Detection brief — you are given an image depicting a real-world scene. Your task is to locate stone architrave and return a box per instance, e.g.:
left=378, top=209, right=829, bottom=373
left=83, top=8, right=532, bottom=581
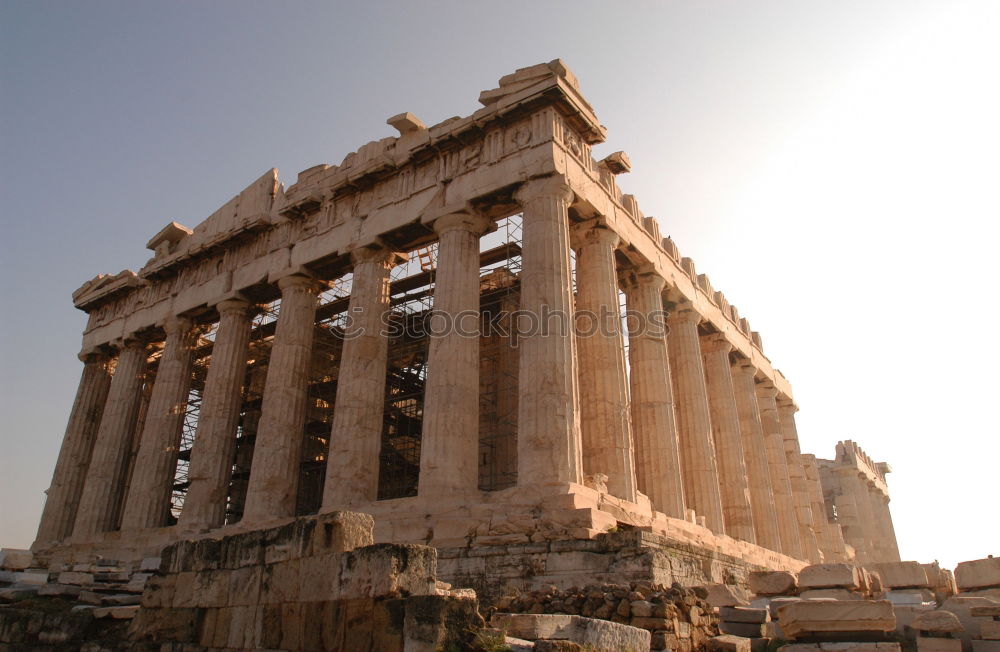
left=777, top=399, right=822, bottom=562
left=700, top=333, right=755, bottom=542
left=418, top=213, right=492, bottom=495
left=622, top=269, right=685, bottom=518
left=667, top=303, right=725, bottom=533
left=757, top=380, right=803, bottom=559
left=731, top=360, right=781, bottom=552
left=513, top=177, right=583, bottom=486
left=178, top=298, right=253, bottom=531
left=72, top=340, right=149, bottom=538
left=34, top=352, right=113, bottom=544
left=572, top=221, right=637, bottom=502
left=121, top=316, right=199, bottom=530
left=322, top=248, right=401, bottom=508
left=241, top=274, right=320, bottom=525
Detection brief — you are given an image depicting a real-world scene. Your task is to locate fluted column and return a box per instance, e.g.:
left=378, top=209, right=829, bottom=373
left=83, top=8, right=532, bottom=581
left=418, top=213, right=491, bottom=495
left=802, top=453, right=847, bottom=562
left=573, top=223, right=636, bottom=502
left=73, top=340, right=148, bottom=538
left=757, top=381, right=803, bottom=558
left=667, top=304, right=725, bottom=533
left=513, top=177, right=583, bottom=486
left=623, top=270, right=685, bottom=518
left=120, top=317, right=198, bottom=530
left=700, top=334, right=755, bottom=542
left=178, top=299, right=253, bottom=531
left=731, top=360, right=780, bottom=551
left=35, top=353, right=113, bottom=545
left=242, top=274, right=320, bottom=525
left=322, top=248, right=401, bottom=508
left=777, top=399, right=822, bottom=562
left=870, top=491, right=901, bottom=561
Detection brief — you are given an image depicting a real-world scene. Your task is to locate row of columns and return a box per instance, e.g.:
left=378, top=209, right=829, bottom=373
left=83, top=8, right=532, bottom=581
left=37, top=175, right=843, bottom=564
left=834, top=468, right=900, bottom=564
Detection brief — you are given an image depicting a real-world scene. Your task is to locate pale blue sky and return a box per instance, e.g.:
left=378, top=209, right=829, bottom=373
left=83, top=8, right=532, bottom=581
left=2, top=1, right=997, bottom=568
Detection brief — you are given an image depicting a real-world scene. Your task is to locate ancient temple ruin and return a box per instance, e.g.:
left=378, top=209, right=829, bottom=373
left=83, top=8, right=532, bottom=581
left=32, top=60, right=900, bottom=592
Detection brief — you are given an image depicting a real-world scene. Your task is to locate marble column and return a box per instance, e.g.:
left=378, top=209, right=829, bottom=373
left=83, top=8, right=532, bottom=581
left=870, top=491, right=901, bottom=561
left=573, top=223, right=636, bottom=502
left=757, top=381, right=803, bottom=559
left=700, top=334, right=755, bottom=543
left=667, top=304, right=725, bottom=533
left=34, top=352, right=113, bottom=545
left=835, top=469, right=875, bottom=563
left=777, top=399, right=822, bottom=562
left=802, top=453, right=847, bottom=562
left=622, top=270, right=685, bottom=518
left=730, top=360, right=780, bottom=551
left=178, top=299, right=253, bottom=531
left=72, top=340, right=148, bottom=538
left=120, top=317, right=198, bottom=530
left=322, top=248, right=401, bottom=508
left=242, top=274, right=320, bottom=525
left=418, top=213, right=492, bottom=495
left=513, top=177, right=583, bottom=486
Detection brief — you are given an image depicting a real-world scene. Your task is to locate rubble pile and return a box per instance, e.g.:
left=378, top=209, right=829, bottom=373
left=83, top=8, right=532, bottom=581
left=493, top=581, right=720, bottom=651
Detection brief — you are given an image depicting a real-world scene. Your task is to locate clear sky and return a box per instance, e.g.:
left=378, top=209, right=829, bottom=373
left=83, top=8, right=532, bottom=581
left=1, top=1, right=997, bottom=569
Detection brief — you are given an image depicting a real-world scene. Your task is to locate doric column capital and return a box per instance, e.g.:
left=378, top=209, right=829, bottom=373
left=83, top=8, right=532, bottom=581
left=430, top=211, right=492, bottom=236
left=667, top=303, right=702, bottom=326
left=349, top=244, right=407, bottom=269
left=514, top=175, right=573, bottom=206
left=776, top=397, right=799, bottom=414
left=215, top=296, right=252, bottom=317
left=113, top=337, right=148, bottom=354
left=699, top=332, right=733, bottom=355
left=630, top=266, right=667, bottom=293
left=731, top=357, right=757, bottom=376
left=570, top=221, right=620, bottom=250
left=755, top=380, right=778, bottom=399
left=77, top=348, right=111, bottom=364
left=276, top=272, right=321, bottom=294
left=162, top=315, right=196, bottom=336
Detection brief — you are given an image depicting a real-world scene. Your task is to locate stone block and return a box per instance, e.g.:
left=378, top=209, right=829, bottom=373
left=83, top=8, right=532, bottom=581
left=221, top=529, right=265, bottom=569
left=916, top=639, right=962, bottom=652
left=721, top=621, right=768, bottom=637
left=310, top=511, right=376, bottom=555
left=750, top=571, right=798, bottom=596
left=885, top=589, right=935, bottom=605
left=491, top=613, right=651, bottom=651
left=782, top=645, right=901, bottom=652
left=971, top=606, right=1000, bottom=618
left=139, top=575, right=175, bottom=609
left=338, top=544, right=436, bottom=599
left=974, top=642, right=1000, bottom=652
left=799, top=564, right=863, bottom=590
left=298, top=552, right=341, bottom=602
left=226, top=565, right=261, bottom=606
left=956, top=558, right=1000, bottom=591
left=12, top=570, right=49, bottom=585
left=260, top=560, right=300, bottom=604
left=0, top=549, right=33, bottom=570
left=711, top=635, right=753, bottom=652
left=706, top=583, right=751, bottom=607
left=721, top=607, right=771, bottom=624
left=139, top=557, right=161, bottom=571
left=192, top=570, right=230, bottom=608
left=910, top=610, right=963, bottom=634
left=776, top=600, right=895, bottom=639
left=56, top=571, right=94, bottom=585
left=981, top=621, right=1000, bottom=640
left=941, top=596, right=1000, bottom=640
left=871, top=562, right=930, bottom=589
left=800, top=589, right=865, bottom=600
left=130, top=606, right=204, bottom=643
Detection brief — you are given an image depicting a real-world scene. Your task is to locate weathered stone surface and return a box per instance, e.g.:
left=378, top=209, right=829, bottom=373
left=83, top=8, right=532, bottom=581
left=980, top=622, right=1000, bottom=641
left=707, top=583, right=752, bottom=607
left=973, top=642, right=1000, bottom=652
left=971, top=606, right=1000, bottom=618
left=722, top=607, right=770, bottom=624
left=799, top=589, right=865, bottom=601
left=492, top=613, right=652, bottom=651
left=750, top=571, right=798, bottom=596
left=955, top=558, right=1000, bottom=591
left=776, top=600, right=895, bottom=639
left=798, top=564, right=863, bottom=590
left=711, top=634, right=753, bottom=652
left=871, top=562, right=929, bottom=589
left=916, top=639, right=963, bottom=652
left=782, top=644, right=901, bottom=652
left=910, top=610, right=963, bottom=634
left=0, top=549, right=33, bottom=571
left=721, top=621, right=768, bottom=637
